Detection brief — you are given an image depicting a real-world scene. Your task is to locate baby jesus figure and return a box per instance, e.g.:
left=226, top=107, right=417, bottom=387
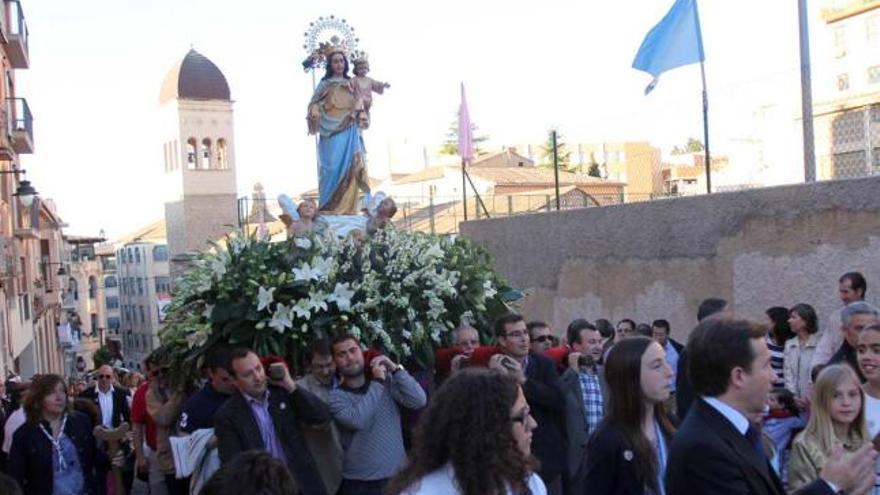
left=350, top=56, right=390, bottom=129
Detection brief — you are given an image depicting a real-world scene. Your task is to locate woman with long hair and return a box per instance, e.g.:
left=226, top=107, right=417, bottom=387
left=8, top=374, right=108, bottom=494
left=766, top=306, right=794, bottom=388
left=784, top=303, right=820, bottom=410
left=583, top=336, right=675, bottom=495
left=788, top=364, right=868, bottom=490
left=387, top=368, right=546, bottom=495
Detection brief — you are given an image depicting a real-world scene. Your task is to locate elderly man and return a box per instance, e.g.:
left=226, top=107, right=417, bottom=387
left=812, top=272, right=867, bottom=368
left=80, top=364, right=131, bottom=428
left=829, top=300, right=879, bottom=382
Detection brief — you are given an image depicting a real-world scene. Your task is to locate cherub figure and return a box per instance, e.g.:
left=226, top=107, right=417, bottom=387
left=365, top=192, right=397, bottom=235
left=350, top=55, right=390, bottom=129
left=278, top=195, right=319, bottom=238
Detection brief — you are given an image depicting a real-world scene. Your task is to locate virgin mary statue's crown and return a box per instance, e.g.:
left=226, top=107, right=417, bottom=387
left=317, top=36, right=351, bottom=59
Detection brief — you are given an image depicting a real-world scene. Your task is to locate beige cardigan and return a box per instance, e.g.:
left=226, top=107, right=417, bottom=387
left=788, top=429, right=863, bottom=491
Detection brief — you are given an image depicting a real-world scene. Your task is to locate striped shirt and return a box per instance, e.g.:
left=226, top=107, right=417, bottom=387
left=767, top=337, right=785, bottom=389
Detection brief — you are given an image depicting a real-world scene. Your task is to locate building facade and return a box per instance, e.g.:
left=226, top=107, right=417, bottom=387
left=813, top=0, right=880, bottom=179
left=116, top=241, right=170, bottom=371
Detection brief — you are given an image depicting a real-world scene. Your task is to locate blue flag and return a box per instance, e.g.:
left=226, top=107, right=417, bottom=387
left=632, top=0, right=705, bottom=94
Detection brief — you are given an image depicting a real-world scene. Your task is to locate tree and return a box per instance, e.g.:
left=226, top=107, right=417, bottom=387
left=439, top=110, right=490, bottom=156
left=92, top=346, right=116, bottom=369
left=540, top=128, right=572, bottom=171
left=671, top=138, right=704, bottom=155
left=587, top=161, right=602, bottom=178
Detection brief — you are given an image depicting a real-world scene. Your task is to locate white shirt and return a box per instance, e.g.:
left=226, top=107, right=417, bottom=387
left=403, top=463, right=547, bottom=495
left=811, top=306, right=846, bottom=369
left=1, top=407, right=25, bottom=454
left=865, top=391, right=880, bottom=436
left=97, top=385, right=114, bottom=428
left=703, top=396, right=749, bottom=435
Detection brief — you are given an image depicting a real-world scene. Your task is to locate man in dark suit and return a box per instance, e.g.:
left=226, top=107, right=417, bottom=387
left=666, top=318, right=876, bottom=495
left=495, top=314, right=567, bottom=495
left=214, top=348, right=330, bottom=495
left=79, top=364, right=131, bottom=428
left=560, top=319, right=606, bottom=495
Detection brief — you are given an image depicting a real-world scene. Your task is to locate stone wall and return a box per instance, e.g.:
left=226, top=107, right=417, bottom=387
left=460, top=176, right=880, bottom=341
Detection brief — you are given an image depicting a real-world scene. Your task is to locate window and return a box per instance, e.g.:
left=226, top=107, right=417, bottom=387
left=91, top=313, right=98, bottom=335
left=137, top=278, right=144, bottom=295
left=867, top=14, right=879, bottom=44
left=107, top=317, right=120, bottom=330
left=869, top=66, right=880, bottom=85
left=134, top=248, right=141, bottom=264
left=139, top=305, right=145, bottom=323
left=217, top=138, right=228, bottom=169
left=153, top=245, right=169, bottom=262
left=155, top=276, right=172, bottom=294
left=106, top=296, right=119, bottom=310
left=837, top=73, right=850, bottom=92
left=873, top=147, right=880, bottom=168
left=201, top=138, right=212, bottom=169
left=88, top=277, right=97, bottom=299
left=104, top=276, right=117, bottom=288
left=187, top=138, right=197, bottom=169
left=833, top=25, right=847, bottom=57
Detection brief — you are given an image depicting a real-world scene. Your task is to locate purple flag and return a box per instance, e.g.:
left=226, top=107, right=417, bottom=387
left=458, top=83, right=475, bottom=164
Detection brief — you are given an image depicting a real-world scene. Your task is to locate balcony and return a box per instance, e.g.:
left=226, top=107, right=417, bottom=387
left=7, top=98, right=32, bottom=154
left=822, top=0, right=880, bottom=23
left=4, top=1, right=28, bottom=69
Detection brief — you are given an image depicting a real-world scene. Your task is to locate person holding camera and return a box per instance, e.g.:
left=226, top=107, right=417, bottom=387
left=213, top=348, right=331, bottom=495
left=328, top=334, right=427, bottom=495
left=560, top=319, right=607, bottom=495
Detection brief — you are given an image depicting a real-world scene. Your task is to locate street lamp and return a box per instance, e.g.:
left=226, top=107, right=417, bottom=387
left=0, top=168, right=39, bottom=206
left=14, top=179, right=37, bottom=207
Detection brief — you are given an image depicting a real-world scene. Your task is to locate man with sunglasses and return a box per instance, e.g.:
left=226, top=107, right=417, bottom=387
left=495, top=314, right=566, bottom=495
left=528, top=321, right=556, bottom=354
left=80, top=364, right=131, bottom=428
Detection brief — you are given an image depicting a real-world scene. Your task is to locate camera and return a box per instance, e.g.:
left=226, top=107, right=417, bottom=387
left=578, top=354, right=595, bottom=369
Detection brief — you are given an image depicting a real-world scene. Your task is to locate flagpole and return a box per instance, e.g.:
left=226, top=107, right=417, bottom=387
left=461, top=159, right=468, bottom=221
left=700, top=60, right=711, bottom=194
left=798, top=0, right=816, bottom=182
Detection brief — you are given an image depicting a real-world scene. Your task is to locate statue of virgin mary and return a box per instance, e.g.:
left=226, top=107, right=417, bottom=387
left=307, top=48, right=371, bottom=215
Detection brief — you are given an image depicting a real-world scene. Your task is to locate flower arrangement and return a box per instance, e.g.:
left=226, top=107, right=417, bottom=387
left=158, top=228, right=518, bottom=383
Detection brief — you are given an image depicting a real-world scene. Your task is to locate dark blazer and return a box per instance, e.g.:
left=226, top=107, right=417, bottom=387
left=673, top=350, right=694, bottom=419
left=523, top=352, right=567, bottom=483
left=214, top=385, right=330, bottom=495
left=666, top=398, right=833, bottom=495
left=79, top=386, right=131, bottom=427
left=583, top=422, right=656, bottom=495
left=668, top=338, right=685, bottom=354
left=560, top=366, right=607, bottom=483
left=8, top=411, right=108, bottom=495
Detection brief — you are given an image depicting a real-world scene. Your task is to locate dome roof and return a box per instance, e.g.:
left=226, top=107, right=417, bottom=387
left=159, top=49, right=231, bottom=103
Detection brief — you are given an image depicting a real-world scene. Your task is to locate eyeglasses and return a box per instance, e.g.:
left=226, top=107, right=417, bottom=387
left=98, top=374, right=113, bottom=379
left=530, top=335, right=553, bottom=343
left=510, top=406, right=531, bottom=424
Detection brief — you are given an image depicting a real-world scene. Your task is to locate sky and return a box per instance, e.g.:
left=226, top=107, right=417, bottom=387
left=18, top=0, right=834, bottom=238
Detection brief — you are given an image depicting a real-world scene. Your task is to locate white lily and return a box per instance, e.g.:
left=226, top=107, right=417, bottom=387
left=294, top=237, right=312, bottom=250
left=292, top=262, right=316, bottom=282
left=268, top=303, right=292, bottom=333
left=292, top=298, right=312, bottom=320
left=328, top=282, right=355, bottom=312
left=256, top=286, right=275, bottom=312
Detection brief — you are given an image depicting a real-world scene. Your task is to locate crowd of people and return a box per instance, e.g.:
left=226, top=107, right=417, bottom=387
left=0, top=271, right=877, bottom=495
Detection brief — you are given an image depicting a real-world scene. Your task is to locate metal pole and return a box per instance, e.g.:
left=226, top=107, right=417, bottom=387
left=552, top=130, right=561, bottom=210
left=461, top=159, right=468, bottom=221
left=700, top=61, right=711, bottom=194
left=798, top=0, right=816, bottom=182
